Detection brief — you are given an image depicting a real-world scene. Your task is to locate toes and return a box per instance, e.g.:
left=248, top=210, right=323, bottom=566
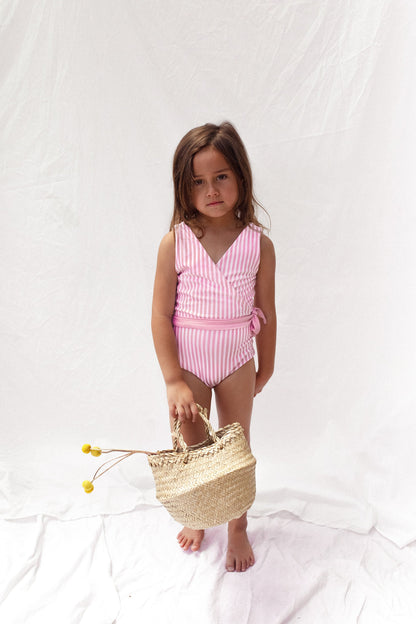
left=177, top=529, right=204, bottom=552
left=226, top=555, right=255, bottom=572
left=177, top=532, right=201, bottom=551
left=177, top=534, right=189, bottom=550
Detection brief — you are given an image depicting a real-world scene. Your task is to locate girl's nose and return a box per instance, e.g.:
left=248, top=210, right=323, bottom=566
left=207, top=181, right=219, bottom=196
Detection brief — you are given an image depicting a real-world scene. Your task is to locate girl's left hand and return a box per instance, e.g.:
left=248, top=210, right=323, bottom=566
left=254, top=372, right=271, bottom=396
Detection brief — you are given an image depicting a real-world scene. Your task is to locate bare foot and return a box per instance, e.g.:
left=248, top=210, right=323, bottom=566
left=226, top=528, right=255, bottom=572
left=177, top=527, right=205, bottom=551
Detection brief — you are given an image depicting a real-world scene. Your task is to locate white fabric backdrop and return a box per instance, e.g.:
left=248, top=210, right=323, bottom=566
left=1, top=0, right=416, bottom=549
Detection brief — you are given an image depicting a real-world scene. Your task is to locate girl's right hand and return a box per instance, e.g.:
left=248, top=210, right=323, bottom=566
left=167, top=380, right=199, bottom=423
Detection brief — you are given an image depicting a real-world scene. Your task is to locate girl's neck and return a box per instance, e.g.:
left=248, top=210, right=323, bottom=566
left=197, top=213, right=242, bottom=234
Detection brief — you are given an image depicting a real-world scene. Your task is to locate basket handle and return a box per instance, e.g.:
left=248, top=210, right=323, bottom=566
left=173, top=403, right=219, bottom=452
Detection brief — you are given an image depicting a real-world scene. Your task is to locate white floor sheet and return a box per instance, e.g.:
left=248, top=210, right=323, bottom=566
left=1, top=507, right=416, bottom=624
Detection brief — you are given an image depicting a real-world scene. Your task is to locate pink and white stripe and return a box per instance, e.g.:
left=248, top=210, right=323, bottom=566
left=172, top=222, right=264, bottom=388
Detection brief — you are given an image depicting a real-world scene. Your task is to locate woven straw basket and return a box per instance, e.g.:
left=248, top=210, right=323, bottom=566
left=147, top=405, right=256, bottom=529
left=82, top=404, right=256, bottom=530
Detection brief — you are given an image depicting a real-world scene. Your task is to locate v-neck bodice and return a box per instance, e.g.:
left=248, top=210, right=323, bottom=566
left=174, top=221, right=261, bottom=320
left=188, top=224, right=249, bottom=266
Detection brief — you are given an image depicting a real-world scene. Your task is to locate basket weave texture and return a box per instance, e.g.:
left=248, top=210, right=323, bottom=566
left=147, top=405, right=256, bottom=529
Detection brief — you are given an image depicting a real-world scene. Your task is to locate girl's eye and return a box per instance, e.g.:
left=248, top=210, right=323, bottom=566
left=217, top=174, right=228, bottom=181
left=193, top=179, right=203, bottom=186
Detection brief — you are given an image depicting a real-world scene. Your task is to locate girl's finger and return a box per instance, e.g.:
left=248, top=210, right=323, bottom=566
left=190, top=402, right=199, bottom=422
left=183, top=404, right=193, bottom=421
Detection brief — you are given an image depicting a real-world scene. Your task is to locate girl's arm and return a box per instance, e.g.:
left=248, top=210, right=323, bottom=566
left=254, top=233, right=277, bottom=396
left=151, top=231, right=199, bottom=422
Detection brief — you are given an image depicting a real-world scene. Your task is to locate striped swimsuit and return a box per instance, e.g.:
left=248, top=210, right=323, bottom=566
left=172, top=221, right=266, bottom=388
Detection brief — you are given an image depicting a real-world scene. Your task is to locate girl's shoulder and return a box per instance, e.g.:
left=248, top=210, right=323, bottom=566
left=247, top=222, right=269, bottom=244
left=154, top=230, right=176, bottom=278
left=158, top=230, right=175, bottom=256
left=159, top=221, right=191, bottom=256
left=245, top=221, right=275, bottom=257
left=172, top=220, right=188, bottom=237
left=247, top=222, right=272, bottom=240
left=247, top=221, right=272, bottom=241
left=247, top=222, right=262, bottom=232
left=259, top=231, right=275, bottom=265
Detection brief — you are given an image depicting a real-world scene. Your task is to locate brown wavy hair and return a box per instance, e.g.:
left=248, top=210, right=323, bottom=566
left=170, top=121, right=267, bottom=235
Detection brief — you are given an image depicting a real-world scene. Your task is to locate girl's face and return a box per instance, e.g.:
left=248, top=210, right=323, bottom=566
left=191, top=146, right=239, bottom=222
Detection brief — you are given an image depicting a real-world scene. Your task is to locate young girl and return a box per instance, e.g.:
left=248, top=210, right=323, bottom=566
left=151, top=121, right=276, bottom=573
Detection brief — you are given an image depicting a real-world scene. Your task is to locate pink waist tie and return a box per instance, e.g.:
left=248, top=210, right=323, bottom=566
left=172, top=307, right=266, bottom=337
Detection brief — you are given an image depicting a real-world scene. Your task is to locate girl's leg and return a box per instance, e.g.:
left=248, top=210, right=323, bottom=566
left=170, top=369, right=212, bottom=552
left=214, top=358, right=256, bottom=572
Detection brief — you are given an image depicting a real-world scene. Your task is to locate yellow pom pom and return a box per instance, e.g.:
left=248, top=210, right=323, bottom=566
left=90, top=446, right=102, bottom=457
left=82, top=444, right=91, bottom=454
left=82, top=480, right=94, bottom=493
